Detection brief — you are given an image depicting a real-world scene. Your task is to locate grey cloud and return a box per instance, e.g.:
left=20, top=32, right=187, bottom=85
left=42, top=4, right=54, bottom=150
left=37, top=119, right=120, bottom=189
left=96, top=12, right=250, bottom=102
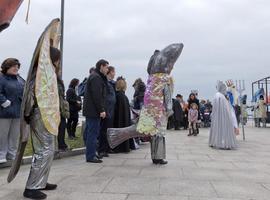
left=0, top=0, right=269, bottom=101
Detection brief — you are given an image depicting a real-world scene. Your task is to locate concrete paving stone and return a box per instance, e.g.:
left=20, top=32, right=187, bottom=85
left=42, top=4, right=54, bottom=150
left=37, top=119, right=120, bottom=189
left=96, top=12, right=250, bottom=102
left=123, top=159, right=154, bottom=167
left=1, top=175, right=28, bottom=190
left=139, top=166, right=183, bottom=178
left=50, top=163, right=102, bottom=176
left=195, top=161, right=237, bottom=170
left=100, top=158, right=126, bottom=166
left=252, top=151, right=270, bottom=157
left=183, top=168, right=230, bottom=181
left=160, top=179, right=218, bottom=197
left=0, top=189, right=26, bottom=200
left=127, top=194, right=189, bottom=200
left=262, top=183, right=270, bottom=191
left=217, top=151, right=253, bottom=157
left=188, top=150, right=221, bottom=156
left=169, top=149, right=191, bottom=155
left=1, top=126, right=270, bottom=199
left=60, top=192, right=128, bottom=200
left=109, top=152, right=147, bottom=159
left=244, top=156, right=270, bottom=164
left=208, top=154, right=249, bottom=162
left=188, top=198, right=246, bottom=200
left=93, top=166, right=141, bottom=177
left=224, top=169, right=270, bottom=183
left=59, top=176, right=112, bottom=194
left=174, top=146, right=191, bottom=150
left=178, top=154, right=212, bottom=161
left=166, top=146, right=177, bottom=150
left=0, top=189, right=15, bottom=199
left=104, top=177, right=159, bottom=195
left=211, top=180, right=270, bottom=199
left=232, top=161, right=270, bottom=172
left=162, top=160, right=198, bottom=169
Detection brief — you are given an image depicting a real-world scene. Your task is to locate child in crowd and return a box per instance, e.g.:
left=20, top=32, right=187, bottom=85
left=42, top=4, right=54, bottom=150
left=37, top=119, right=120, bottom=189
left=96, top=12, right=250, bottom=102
left=188, top=103, right=199, bottom=136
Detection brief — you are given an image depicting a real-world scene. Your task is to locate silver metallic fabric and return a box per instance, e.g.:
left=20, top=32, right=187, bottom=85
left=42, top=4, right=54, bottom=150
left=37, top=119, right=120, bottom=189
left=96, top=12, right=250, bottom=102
left=137, top=43, right=183, bottom=136
left=25, top=108, right=55, bottom=190
left=151, top=134, right=166, bottom=160
left=8, top=18, right=61, bottom=183
left=209, top=81, right=237, bottom=149
left=107, top=124, right=145, bottom=149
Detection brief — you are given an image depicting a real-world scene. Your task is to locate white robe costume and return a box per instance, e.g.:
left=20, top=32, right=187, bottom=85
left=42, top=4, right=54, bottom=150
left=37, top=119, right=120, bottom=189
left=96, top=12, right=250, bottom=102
left=209, top=81, right=237, bottom=149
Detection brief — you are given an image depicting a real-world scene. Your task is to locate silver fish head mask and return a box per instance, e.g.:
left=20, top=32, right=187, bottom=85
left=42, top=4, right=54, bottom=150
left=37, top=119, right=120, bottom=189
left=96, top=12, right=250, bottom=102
left=148, top=43, right=184, bottom=75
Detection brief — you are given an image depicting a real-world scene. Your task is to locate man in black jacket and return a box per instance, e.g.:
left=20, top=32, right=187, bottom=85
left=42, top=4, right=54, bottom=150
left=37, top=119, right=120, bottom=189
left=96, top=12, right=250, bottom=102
left=83, top=59, right=108, bottom=163
left=97, top=66, right=116, bottom=157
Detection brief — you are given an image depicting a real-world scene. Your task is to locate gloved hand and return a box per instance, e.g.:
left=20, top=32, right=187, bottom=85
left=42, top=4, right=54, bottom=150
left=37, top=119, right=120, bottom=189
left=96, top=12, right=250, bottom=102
left=24, top=116, right=31, bottom=124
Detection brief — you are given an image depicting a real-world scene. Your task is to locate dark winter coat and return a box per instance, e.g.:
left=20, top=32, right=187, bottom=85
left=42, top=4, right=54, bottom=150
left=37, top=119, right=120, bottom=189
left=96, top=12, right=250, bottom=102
left=66, top=86, right=81, bottom=119
left=0, top=73, right=25, bottom=118
left=106, top=80, right=116, bottom=119
left=172, top=98, right=184, bottom=122
left=133, top=81, right=146, bottom=109
left=83, top=69, right=107, bottom=118
left=113, top=91, right=134, bottom=152
left=114, top=91, right=131, bottom=128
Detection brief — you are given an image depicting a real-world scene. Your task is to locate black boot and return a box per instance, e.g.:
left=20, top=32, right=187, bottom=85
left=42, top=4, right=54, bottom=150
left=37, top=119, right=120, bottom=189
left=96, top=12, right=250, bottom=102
left=159, top=159, right=168, bottom=165
left=152, top=159, right=168, bottom=165
left=152, top=159, right=160, bottom=164
left=23, top=189, right=47, bottom=199
left=38, top=183, right=57, bottom=191
left=194, top=128, right=199, bottom=136
left=188, top=129, right=192, bottom=136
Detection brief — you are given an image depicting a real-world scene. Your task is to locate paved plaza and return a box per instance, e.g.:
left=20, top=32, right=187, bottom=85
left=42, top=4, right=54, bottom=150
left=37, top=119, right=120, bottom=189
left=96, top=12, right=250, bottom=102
left=0, top=125, right=270, bottom=200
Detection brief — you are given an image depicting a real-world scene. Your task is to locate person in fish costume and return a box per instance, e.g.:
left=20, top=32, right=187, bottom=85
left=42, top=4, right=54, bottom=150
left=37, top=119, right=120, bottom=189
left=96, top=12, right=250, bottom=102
left=137, top=43, right=184, bottom=165
left=7, top=19, right=62, bottom=200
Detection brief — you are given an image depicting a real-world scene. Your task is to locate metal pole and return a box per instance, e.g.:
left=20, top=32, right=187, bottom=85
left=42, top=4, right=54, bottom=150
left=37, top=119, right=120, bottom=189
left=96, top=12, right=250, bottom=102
left=60, top=0, right=65, bottom=78
left=266, top=78, right=269, bottom=112
left=236, top=80, right=246, bottom=141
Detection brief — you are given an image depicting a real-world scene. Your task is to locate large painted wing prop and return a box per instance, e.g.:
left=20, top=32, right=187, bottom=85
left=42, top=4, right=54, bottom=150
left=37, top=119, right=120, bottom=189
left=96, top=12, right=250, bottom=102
left=7, top=18, right=61, bottom=183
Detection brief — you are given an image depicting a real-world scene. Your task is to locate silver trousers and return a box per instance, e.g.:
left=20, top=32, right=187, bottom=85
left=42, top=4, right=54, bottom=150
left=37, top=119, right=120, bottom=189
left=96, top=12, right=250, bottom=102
left=26, top=108, right=55, bottom=190
left=0, top=118, right=20, bottom=160
left=150, top=134, right=166, bottom=160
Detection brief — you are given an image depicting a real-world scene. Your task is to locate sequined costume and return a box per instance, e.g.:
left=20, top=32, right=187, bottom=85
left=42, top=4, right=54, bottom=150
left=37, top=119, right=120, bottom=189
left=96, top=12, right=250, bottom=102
left=137, top=43, right=184, bottom=161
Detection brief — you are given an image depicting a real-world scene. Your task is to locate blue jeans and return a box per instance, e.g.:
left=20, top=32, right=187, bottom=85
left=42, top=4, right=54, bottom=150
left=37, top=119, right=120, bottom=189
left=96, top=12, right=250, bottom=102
left=84, top=117, right=101, bottom=160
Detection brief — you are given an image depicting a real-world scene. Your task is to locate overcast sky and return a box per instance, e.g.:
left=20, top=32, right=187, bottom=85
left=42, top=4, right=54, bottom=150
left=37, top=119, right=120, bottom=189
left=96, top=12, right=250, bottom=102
left=0, top=0, right=269, bottom=101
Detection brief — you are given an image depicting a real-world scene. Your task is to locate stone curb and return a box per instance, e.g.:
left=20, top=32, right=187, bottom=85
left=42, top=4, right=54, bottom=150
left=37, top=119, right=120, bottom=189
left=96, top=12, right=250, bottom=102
left=0, top=147, right=86, bottom=169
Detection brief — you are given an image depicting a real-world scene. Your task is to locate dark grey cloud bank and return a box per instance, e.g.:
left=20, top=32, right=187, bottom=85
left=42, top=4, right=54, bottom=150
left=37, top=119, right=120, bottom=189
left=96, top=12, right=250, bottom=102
left=0, top=0, right=269, bottom=101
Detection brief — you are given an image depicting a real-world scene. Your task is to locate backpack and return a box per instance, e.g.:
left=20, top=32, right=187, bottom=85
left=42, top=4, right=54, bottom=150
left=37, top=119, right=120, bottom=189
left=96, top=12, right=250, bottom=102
left=78, top=78, right=87, bottom=96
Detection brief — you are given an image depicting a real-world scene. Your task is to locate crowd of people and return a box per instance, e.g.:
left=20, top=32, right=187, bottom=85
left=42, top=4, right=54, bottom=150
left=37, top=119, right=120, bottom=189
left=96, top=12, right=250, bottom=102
left=1, top=56, right=269, bottom=164
left=168, top=93, right=213, bottom=134
left=0, top=54, right=269, bottom=200
left=82, top=60, right=144, bottom=163
left=1, top=57, right=269, bottom=165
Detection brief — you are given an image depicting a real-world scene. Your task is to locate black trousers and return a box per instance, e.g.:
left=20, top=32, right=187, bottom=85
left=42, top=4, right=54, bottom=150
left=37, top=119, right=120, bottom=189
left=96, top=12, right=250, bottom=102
left=182, top=117, right=188, bottom=129
left=98, top=117, right=113, bottom=153
left=174, top=120, right=181, bottom=130
left=67, top=117, right=79, bottom=137
left=58, top=117, right=68, bottom=150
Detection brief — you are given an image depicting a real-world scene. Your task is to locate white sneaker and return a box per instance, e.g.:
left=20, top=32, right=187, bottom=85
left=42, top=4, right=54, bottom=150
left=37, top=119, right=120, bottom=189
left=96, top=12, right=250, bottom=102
left=0, top=158, right=7, bottom=164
